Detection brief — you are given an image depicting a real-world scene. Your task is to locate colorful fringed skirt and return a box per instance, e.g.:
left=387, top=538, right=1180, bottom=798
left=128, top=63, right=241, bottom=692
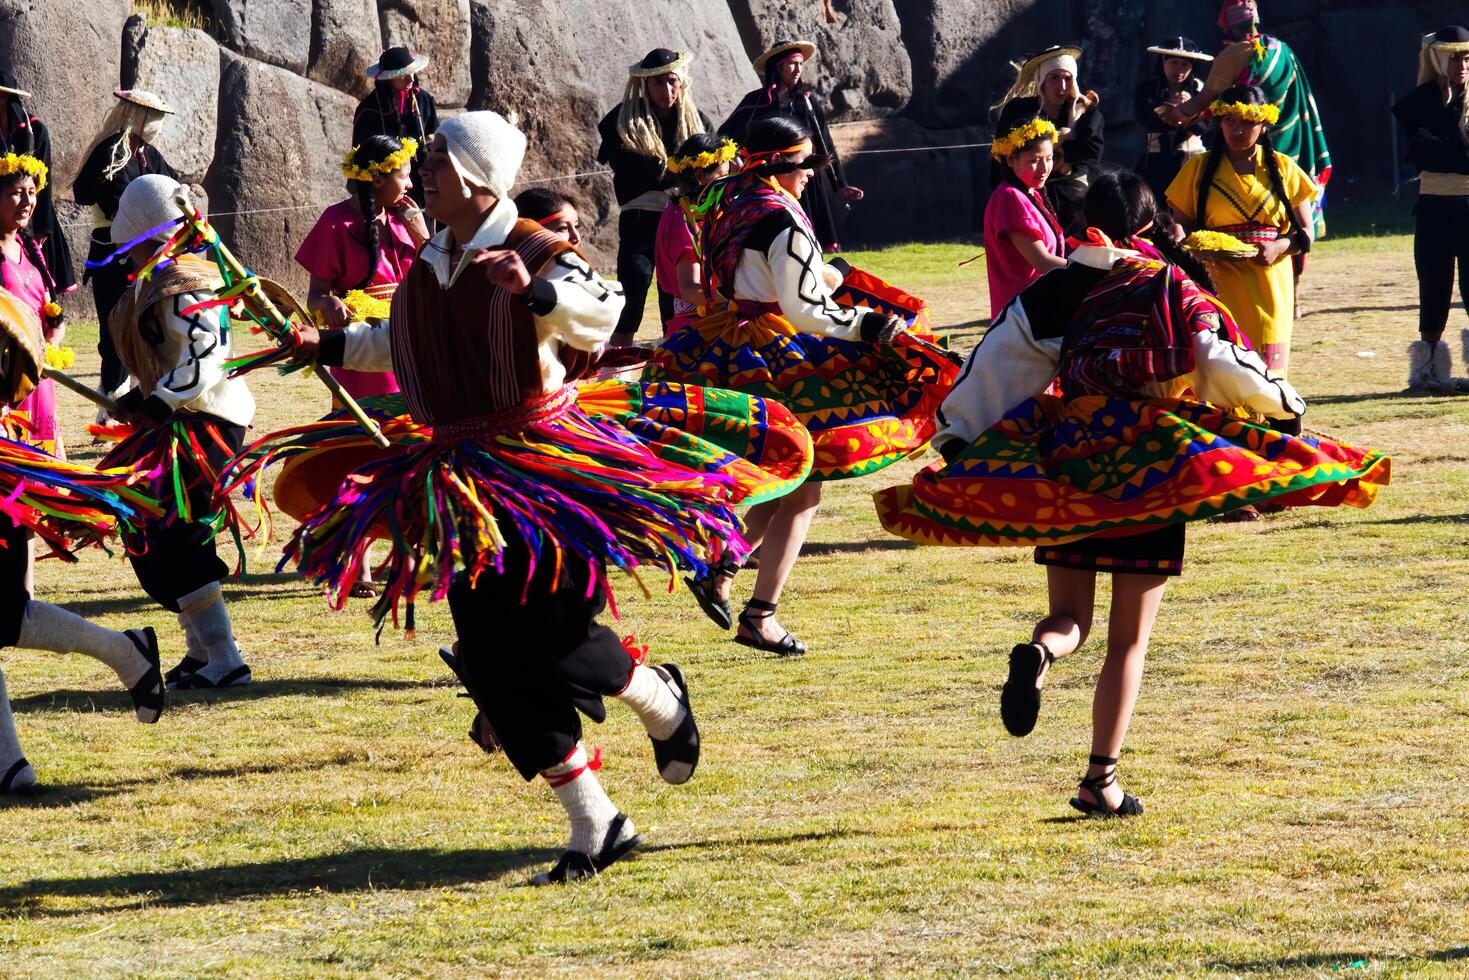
left=0, top=423, right=158, bottom=558
left=647, top=309, right=959, bottom=482
left=875, top=395, right=1390, bottom=548
left=223, top=381, right=813, bottom=625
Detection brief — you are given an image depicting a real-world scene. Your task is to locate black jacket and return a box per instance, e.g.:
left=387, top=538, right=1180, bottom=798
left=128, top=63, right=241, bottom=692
left=1392, top=81, right=1469, bottom=175
left=595, top=106, right=713, bottom=206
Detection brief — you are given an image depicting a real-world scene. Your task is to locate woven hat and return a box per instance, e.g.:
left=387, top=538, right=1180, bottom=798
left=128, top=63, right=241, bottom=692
left=1147, top=36, right=1215, bottom=62
left=0, top=70, right=31, bottom=100
left=628, top=48, right=691, bottom=78
left=366, top=46, right=429, bottom=81
left=111, top=174, right=189, bottom=246
left=113, top=88, right=175, bottom=114
left=753, top=40, right=818, bottom=76
left=0, top=286, right=44, bottom=407
left=1019, top=45, right=1083, bottom=84
left=437, top=111, right=525, bottom=198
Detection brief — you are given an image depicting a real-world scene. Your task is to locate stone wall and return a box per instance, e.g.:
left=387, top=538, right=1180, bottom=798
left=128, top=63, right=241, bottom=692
left=2, top=0, right=1454, bottom=303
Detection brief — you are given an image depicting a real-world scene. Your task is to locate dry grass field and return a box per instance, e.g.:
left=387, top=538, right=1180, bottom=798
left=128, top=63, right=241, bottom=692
left=0, top=235, right=1465, bottom=976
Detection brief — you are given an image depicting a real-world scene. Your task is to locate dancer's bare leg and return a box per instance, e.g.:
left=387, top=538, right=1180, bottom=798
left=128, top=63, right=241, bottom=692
left=714, top=500, right=779, bottom=603
left=739, top=482, right=821, bottom=645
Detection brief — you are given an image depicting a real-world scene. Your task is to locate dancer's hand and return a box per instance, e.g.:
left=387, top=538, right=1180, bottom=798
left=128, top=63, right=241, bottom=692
left=876, top=313, right=907, bottom=345
left=1252, top=238, right=1290, bottom=267
left=838, top=186, right=864, bottom=202
left=318, top=295, right=351, bottom=329
left=291, top=324, right=322, bottom=360
left=474, top=249, right=532, bottom=294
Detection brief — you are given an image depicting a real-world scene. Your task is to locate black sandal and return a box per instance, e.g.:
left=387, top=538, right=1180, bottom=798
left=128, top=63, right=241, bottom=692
left=173, top=664, right=252, bottom=689
left=438, top=646, right=500, bottom=754
left=1000, top=641, right=1054, bottom=737
left=649, top=664, right=699, bottom=785
left=530, top=812, right=643, bottom=885
left=1069, top=754, right=1144, bottom=818
left=163, top=655, right=206, bottom=688
left=124, top=627, right=164, bottom=724
left=734, top=598, right=806, bottom=657
left=683, top=555, right=740, bottom=630
left=0, top=757, right=31, bottom=792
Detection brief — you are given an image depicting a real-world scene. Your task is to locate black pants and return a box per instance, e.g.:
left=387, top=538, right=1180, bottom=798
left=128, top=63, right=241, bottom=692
left=126, top=419, right=245, bottom=613
left=1413, top=194, right=1469, bottom=344
left=0, top=515, right=30, bottom=649
left=449, top=536, right=634, bottom=781
left=614, top=209, right=673, bottom=339
left=86, top=234, right=132, bottom=397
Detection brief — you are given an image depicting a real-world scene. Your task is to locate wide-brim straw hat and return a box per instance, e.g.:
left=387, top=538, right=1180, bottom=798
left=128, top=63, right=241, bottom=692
left=628, top=48, right=691, bottom=77
left=0, top=286, right=44, bottom=406
left=753, top=40, right=818, bottom=76
left=114, top=88, right=175, bottom=114
left=366, top=46, right=430, bottom=80
left=1147, top=37, right=1215, bottom=62
left=1018, top=45, right=1084, bottom=83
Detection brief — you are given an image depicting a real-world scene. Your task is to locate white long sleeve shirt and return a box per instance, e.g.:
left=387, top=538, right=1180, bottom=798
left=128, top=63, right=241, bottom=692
left=127, top=291, right=255, bottom=428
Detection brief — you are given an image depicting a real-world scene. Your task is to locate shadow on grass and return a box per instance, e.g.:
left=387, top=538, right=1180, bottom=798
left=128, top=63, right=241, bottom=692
left=802, top=539, right=919, bottom=557
left=0, top=829, right=867, bottom=915
left=1210, top=948, right=1469, bottom=971
left=10, top=677, right=444, bottom=714
left=1306, top=303, right=1417, bottom=316
left=0, top=778, right=150, bottom=809
left=1360, top=512, right=1469, bottom=527
left=56, top=582, right=317, bottom=620
left=1303, top=390, right=1420, bottom=407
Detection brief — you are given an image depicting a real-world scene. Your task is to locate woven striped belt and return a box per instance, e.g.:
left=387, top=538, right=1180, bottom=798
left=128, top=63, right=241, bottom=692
left=428, top=385, right=578, bottom=442
left=1213, top=223, right=1282, bottom=245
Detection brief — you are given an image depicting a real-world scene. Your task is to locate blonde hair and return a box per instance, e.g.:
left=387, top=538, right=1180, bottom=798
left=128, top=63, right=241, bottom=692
left=1418, top=38, right=1469, bottom=137
left=616, top=69, right=706, bottom=169
left=82, top=101, right=167, bottom=181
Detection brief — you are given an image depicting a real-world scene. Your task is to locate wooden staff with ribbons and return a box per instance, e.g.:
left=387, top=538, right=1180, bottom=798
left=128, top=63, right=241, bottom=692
left=167, top=189, right=392, bottom=449
left=42, top=365, right=119, bottom=415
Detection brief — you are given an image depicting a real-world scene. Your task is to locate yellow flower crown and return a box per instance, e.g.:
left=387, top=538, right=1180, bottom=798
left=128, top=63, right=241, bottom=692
left=991, top=118, right=1059, bottom=160
left=0, top=152, right=47, bottom=192
left=666, top=137, right=738, bottom=174
left=1209, top=100, right=1280, bottom=125
left=342, top=138, right=419, bottom=182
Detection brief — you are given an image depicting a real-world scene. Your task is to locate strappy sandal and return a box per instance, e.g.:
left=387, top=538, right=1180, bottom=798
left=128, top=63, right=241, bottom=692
left=124, top=627, right=164, bottom=724
left=530, top=812, right=643, bottom=885
left=1000, top=641, right=1053, bottom=737
left=173, top=664, right=252, bottom=689
left=734, top=598, right=806, bottom=657
left=0, top=757, right=31, bottom=792
left=1069, top=754, right=1145, bottom=818
left=438, top=646, right=500, bottom=754
left=164, top=655, right=206, bottom=688
left=649, top=664, right=699, bottom=785
left=683, top=555, right=740, bottom=630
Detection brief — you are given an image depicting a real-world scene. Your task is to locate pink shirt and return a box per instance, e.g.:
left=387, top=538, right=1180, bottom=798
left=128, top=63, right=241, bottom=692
left=295, top=200, right=417, bottom=398
left=983, top=183, right=1063, bottom=318
left=0, top=242, right=60, bottom=452
left=654, top=200, right=698, bottom=333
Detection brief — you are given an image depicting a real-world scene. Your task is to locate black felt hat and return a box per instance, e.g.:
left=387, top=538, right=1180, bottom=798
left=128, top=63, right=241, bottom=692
left=366, top=46, right=429, bottom=80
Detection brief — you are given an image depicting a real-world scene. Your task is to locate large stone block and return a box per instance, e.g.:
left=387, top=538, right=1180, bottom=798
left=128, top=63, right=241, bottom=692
left=726, top=0, right=912, bottom=120
left=210, top=0, right=312, bottom=74
left=309, top=0, right=381, bottom=96
left=0, top=0, right=131, bottom=186
left=204, top=51, right=357, bottom=295
left=131, top=26, right=221, bottom=185
left=379, top=0, right=473, bottom=108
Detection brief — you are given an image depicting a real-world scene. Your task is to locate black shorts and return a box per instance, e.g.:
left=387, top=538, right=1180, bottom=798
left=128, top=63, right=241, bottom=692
left=1035, top=523, right=1185, bottom=577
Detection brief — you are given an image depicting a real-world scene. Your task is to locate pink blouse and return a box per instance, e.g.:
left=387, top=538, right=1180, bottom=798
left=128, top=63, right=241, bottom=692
left=654, top=200, right=698, bottom=334
left=982, top=183, right=1064, bottom=318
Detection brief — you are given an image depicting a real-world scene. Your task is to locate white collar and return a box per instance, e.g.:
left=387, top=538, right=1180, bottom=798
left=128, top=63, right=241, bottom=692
left=1069, top=242, right=1140, bottom=270
left=425, top=196, right=520, bottom=287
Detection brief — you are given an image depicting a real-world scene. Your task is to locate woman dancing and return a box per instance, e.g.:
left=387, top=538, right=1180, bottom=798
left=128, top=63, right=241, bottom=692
left=877, top=171, right=1389, bottom=817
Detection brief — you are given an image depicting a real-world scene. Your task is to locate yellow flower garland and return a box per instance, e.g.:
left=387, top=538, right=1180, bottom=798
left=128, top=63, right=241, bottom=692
left=1209, top=100, right=1280, bottom=125
left=43, top=344, right=74, bottom=370
left=0, top=152, right=47, bottom=192
left=666, top=137, right=738, bottom=174
left=990, top=118, right=1059, bottom=160
left=342, top=138, right=419, bottom=182
left=313, top=290, right=393, bottom=326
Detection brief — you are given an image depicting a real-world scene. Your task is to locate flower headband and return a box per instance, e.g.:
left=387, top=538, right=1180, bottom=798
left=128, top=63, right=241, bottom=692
left=666, top=137, right=738, bottom=174
left=991, top=117, right=1059, bottom=160
left=0, top=152, right=47, bottom=192
left=342, top=138, right=419, bottom=182
left=1209, top=100, right=1280, bottom=125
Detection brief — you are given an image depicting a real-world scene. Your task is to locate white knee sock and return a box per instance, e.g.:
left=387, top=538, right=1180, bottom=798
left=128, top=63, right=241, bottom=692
left=178, top=583, right=245, bottom=683
left=615, top=664, right=686, bottom=740
left=0, top=667, right=35, bottom=791
left=542, top=744, right=626, bottom=855
left=177, top=611, right=205, bottom=666
left=16, top=601, right=149, bottom=688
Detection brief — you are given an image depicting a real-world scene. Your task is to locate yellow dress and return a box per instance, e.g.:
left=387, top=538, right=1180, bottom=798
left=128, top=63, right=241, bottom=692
left=1166, top=146, right=1319, bottom=375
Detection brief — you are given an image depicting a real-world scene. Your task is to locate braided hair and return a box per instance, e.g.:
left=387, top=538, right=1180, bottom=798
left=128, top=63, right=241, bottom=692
left=1193, top=84, right=1300, bottom=243
left=345, top=134, right=407, bottom=290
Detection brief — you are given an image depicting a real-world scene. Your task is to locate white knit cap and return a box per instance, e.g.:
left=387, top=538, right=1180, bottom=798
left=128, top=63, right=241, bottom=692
left=1036, top=53, right=1079, bottom=84
left=111, top=174, right=189, bottom=246
left=436, top=111, right=526, bottom=198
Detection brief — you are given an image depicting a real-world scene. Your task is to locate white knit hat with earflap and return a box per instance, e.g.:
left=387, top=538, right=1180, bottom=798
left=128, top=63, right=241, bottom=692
left=111, top=173, right=190, bottom=246
left=436, top=111, right=526, bottom=199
